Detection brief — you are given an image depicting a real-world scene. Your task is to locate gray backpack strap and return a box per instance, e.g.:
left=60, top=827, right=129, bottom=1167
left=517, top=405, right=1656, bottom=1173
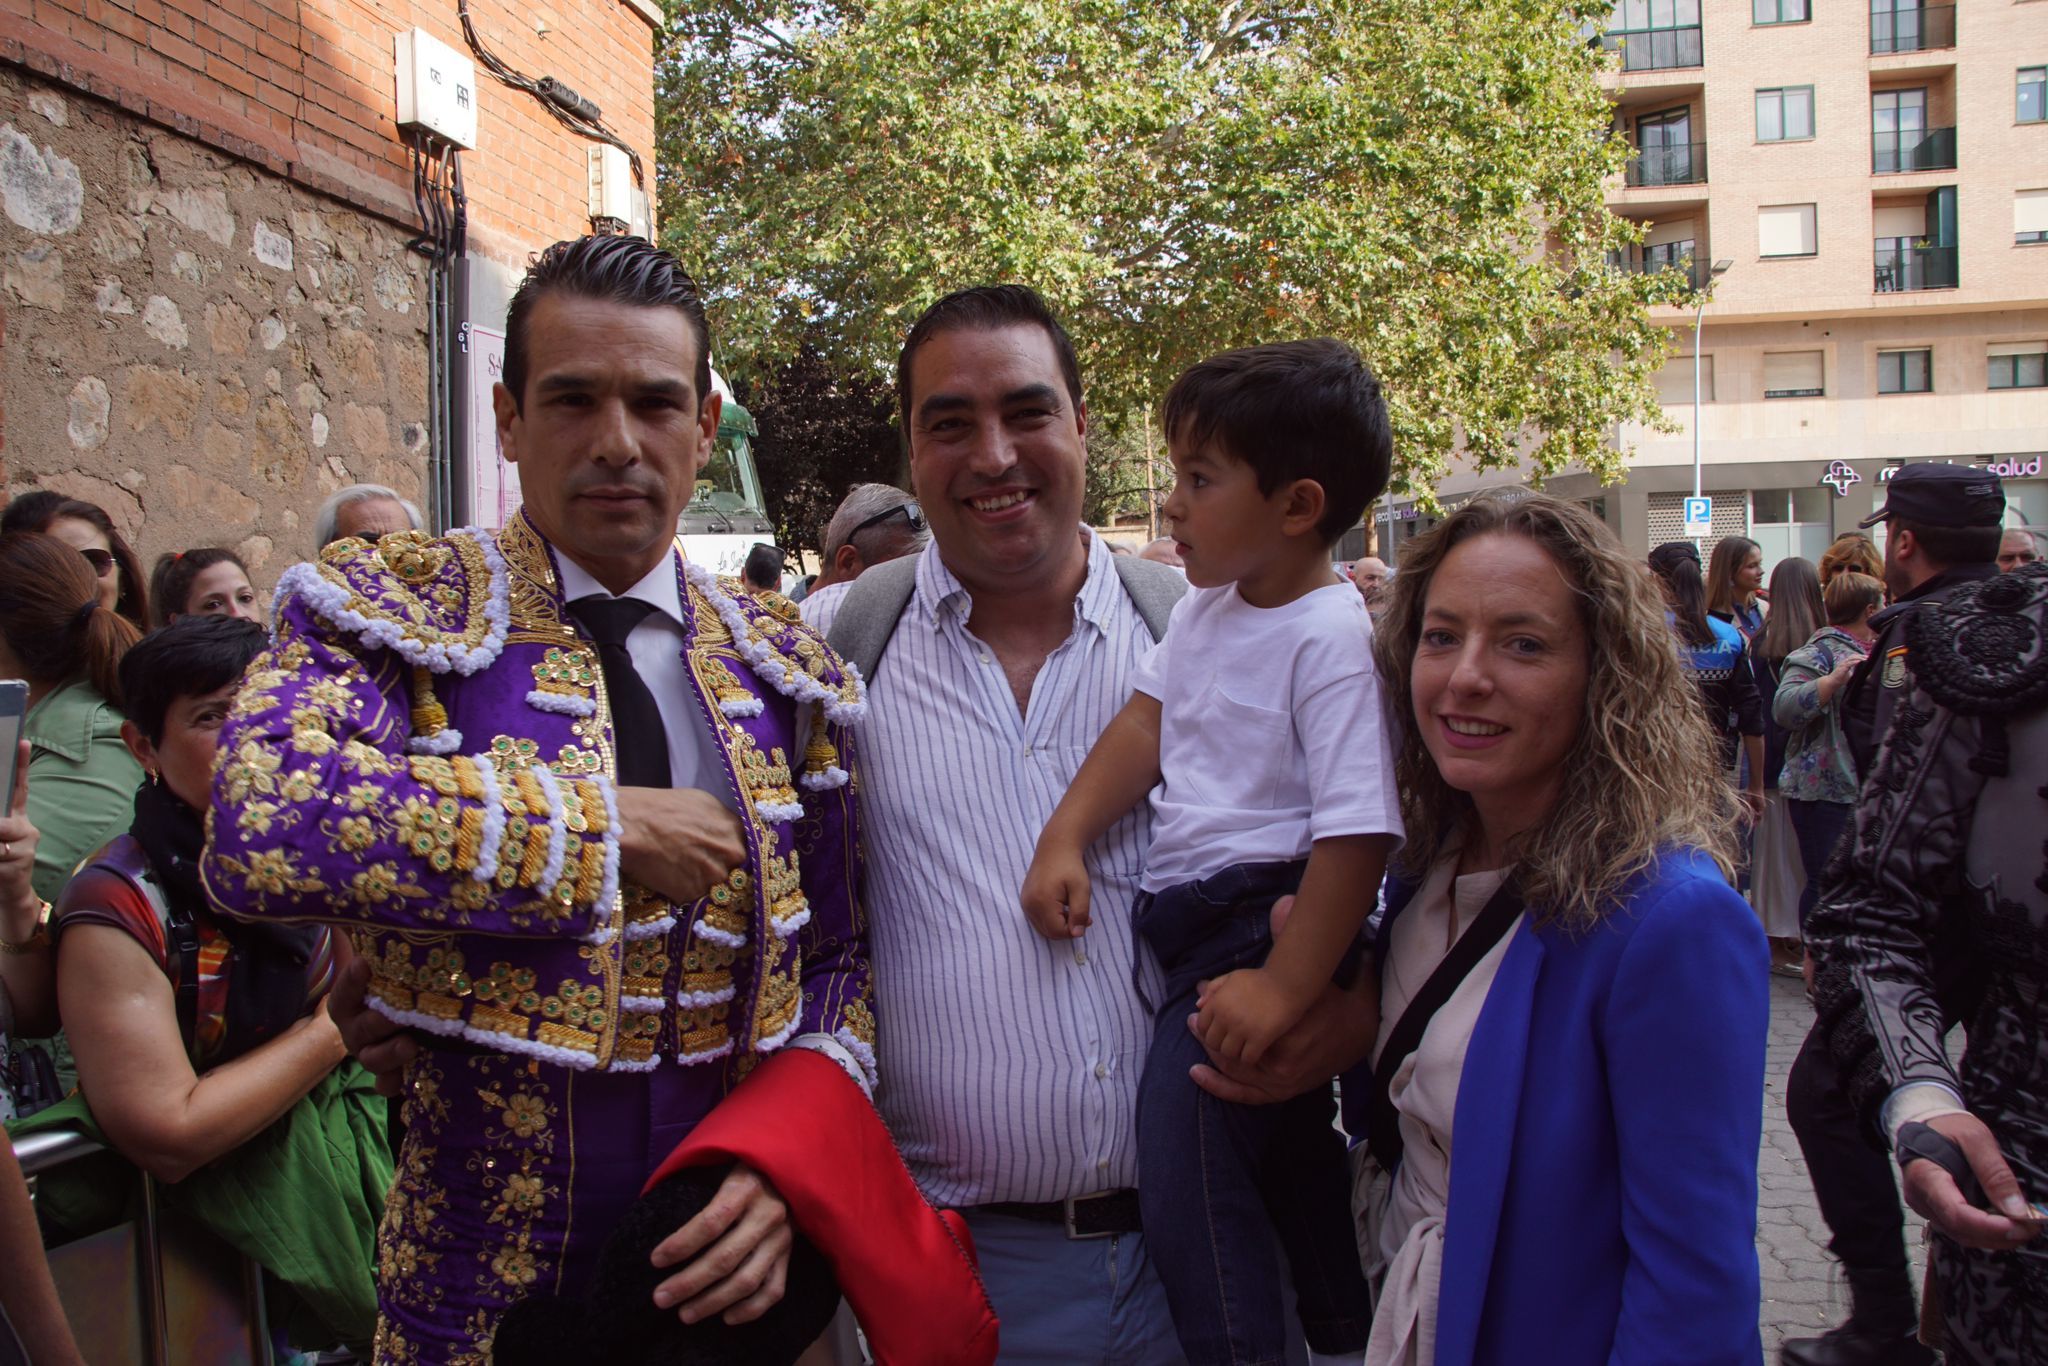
left=1113, top=556, right=1186, bottom=643
left=826, top=554, right=922, bottom=681
left=826, top=550, right=1186, bottom=680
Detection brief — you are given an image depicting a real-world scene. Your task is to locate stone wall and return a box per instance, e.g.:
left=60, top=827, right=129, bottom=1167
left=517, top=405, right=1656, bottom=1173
left=0, top=64, right=427, bottom=580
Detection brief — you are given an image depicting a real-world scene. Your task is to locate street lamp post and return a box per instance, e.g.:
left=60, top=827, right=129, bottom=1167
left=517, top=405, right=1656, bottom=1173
left=1692, top=258, right=1735, bottom=510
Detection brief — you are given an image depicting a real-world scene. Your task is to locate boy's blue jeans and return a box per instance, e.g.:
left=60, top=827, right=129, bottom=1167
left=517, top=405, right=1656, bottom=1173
left=1134, top=859, right=1372, bottom=1366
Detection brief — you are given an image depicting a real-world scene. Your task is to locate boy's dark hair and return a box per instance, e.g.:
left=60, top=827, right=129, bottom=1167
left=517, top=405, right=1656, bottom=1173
left=1890, top=517, right=2001, bottom=569
left=742, top=542, right=784, bottom=590
left=1160, top=339, right=1393, bottom=543
left=148, top=547, right=249, bottom=629
left=895, top=285, right=1084, bottom=436
left=119, top=615, right=269, bottom=746
left=503, top=236, right=711, bottom=413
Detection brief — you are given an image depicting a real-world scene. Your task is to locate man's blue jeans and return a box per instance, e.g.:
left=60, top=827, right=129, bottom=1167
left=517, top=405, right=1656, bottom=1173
left=1134, top=859, right=1372, bottom=1366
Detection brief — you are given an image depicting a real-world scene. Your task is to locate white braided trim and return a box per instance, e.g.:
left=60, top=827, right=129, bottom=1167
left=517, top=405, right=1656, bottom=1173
left=755, top=798, right=806, bottom=825
left=620, top=994, right=666, bottom=1014
left=620, top=914, right=676, bottom=941
left=770, top=903, right=812, bottom=939
left=798, top=765, right=849, bottom=792
left=406, top=728, right=464, bottom=755
left=584, top=926, right=617, bottom=947
left=365, top=994, right=602, bottom=1070
left=607, top=1055, right=661, bottom=1073
left=675, top=1040, right=735, bottom=1066
left=683, top=561, right=868, bottom=724
left=676, top=984, right=737, bottom=1008
left=470, top=753, right=506, bottom=886
left=718, top=696, right=766, bottom=718
left=755, top=1009, right=801, bottom=1052
left=530, top=765, right=570, bottom=893
left=275, top=527, right=510, bottom=676
left=525, top=689, right=597, bottom=718
left=691, top=918, right=747, bottom=949
left=833, top=1028, right=880, bottom=1088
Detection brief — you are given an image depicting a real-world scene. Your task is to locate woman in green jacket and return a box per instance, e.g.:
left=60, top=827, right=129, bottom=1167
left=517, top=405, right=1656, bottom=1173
left=0, top=534, right=143, bottom=906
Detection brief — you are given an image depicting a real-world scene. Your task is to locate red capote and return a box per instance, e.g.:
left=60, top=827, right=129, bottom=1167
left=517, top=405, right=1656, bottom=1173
left=642, top=1048, right=999, bottom=1366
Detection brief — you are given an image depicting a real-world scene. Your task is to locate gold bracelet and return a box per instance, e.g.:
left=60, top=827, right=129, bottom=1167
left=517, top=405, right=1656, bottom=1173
left=0, top=900, right=53, bottom=955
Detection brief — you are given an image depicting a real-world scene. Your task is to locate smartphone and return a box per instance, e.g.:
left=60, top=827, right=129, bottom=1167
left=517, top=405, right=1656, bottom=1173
left=0, top=680, right=28, bottom=812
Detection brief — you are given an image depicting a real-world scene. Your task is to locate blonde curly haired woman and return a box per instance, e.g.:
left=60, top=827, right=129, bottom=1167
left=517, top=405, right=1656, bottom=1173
left=1344, top=492, right=1768, bottom=1366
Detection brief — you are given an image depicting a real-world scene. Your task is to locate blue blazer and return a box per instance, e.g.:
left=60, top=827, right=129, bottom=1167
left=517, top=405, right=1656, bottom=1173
left=1344, top=849, right=1768, bottom=1366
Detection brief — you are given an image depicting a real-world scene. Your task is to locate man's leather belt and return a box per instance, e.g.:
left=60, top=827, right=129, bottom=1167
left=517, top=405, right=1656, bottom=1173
left=975, top=1189, right=1142, bottom=1240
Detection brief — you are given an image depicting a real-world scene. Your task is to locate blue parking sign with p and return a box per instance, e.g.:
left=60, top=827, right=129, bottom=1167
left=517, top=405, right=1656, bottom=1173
left=1682, top=496, right=1712, bottom=537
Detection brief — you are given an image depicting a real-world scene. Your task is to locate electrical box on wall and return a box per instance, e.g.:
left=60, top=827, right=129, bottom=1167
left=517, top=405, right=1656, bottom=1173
left=396, top=28, right=478, bottom=149
left=587, top=144, right=633, bottom=225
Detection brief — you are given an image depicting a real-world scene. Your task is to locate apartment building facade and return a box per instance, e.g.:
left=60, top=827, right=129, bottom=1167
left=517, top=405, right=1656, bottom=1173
left=1391, top=0, right=2048, bottom=566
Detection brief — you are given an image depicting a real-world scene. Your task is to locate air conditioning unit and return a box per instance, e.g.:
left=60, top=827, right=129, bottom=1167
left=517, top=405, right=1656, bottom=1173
left=588, top=144, right=633, bottom=226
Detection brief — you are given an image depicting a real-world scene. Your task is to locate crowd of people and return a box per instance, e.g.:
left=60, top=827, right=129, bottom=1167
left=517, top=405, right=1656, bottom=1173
left=0, top=231, right=2039, bottom=1366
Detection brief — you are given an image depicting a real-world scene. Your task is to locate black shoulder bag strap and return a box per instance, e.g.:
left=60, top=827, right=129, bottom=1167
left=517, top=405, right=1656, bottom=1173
left=1367, top=881, right=1526, bottom=1175
left=137, top=864, right=203, bottom=1067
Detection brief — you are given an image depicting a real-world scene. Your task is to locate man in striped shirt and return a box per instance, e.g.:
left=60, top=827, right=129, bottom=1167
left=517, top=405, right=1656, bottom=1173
left=848, top=285, right=1379, bottom=1362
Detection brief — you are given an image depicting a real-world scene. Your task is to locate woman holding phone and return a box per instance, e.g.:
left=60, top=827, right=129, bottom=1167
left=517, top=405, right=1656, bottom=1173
left=0, top=534, right=142, bottom=908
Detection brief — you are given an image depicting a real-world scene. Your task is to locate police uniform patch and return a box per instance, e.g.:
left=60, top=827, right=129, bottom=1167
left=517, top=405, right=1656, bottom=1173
left=1882, top=646, right=1909, bottom=689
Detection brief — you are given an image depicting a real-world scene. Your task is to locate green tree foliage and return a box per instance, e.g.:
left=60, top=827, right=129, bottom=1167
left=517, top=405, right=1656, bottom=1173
left=657, top=0, right=1688, bottom=496
left=734, top=344, right=904, bottom=554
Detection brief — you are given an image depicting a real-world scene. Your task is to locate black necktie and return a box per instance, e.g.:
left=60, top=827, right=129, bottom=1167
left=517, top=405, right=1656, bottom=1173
left=568, top=596, right=673, bottom=789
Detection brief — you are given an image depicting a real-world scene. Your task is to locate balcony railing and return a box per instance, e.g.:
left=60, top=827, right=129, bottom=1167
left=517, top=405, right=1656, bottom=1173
left=1873, top=239, right=1958, bottom=292
left=1624, top=142, right=1708, bottom=186
left=1616, top=250, right=1703, bottom=289
left=1872, top=126, right=1956, bottom=174
left=1600, top=25, right=1703, bottom=72
left=1871, top=5, right=1955, bottom=55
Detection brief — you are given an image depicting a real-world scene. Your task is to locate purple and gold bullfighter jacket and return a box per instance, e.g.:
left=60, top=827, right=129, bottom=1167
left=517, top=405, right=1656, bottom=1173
left=202, top=511, right=873, bottom=1364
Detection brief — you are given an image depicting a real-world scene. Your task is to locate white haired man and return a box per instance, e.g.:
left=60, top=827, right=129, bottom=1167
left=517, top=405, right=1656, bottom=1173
left=798, top=484, right=929, bottom=633
left=314, top=484, right=423, bottom=549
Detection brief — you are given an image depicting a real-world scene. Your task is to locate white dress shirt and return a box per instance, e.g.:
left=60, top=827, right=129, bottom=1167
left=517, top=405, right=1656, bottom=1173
left=797, top=578, right=852, bottom=635
left=858, top=531, right=1162, bottom=1206
left=557, top=550, right=735, bottom=809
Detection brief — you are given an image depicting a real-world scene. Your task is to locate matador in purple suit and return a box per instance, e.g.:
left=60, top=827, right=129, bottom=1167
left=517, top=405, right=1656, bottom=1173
left=202, top=236, right=874, bottom=1364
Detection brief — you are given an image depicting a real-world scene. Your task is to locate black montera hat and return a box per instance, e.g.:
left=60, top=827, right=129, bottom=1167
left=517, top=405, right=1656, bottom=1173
left=1857, top=464, right=2006, bottom=530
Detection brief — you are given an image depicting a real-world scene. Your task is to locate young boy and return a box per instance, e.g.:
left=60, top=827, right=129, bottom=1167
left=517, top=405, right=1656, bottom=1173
left=1021, top=338, right=1400, bottom=1366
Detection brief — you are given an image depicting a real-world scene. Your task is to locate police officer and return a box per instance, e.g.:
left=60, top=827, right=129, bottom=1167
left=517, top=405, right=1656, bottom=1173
left=1781, top=462, right=2005, bottom=1366
left=1838, top=464, right=2006, bottom=776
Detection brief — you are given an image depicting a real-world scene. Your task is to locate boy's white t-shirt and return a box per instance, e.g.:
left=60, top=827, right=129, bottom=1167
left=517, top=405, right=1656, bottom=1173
left=1129, top=580, right=1403, bottom=893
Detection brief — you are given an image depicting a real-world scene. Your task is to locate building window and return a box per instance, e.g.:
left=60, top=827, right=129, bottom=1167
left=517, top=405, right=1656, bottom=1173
left=1989, top=344, right=2048, bottom=389
left=1763, top=350, right=1825, bottom=397
left=2022, top=67, right=2046, bottom=125
left=1759, top=203, right=1819, bottom=257
left=1877, top=348, right=1933, bottom=394
left=2018, top=189, right=2048, bottom=245
left=1752, top=487, right=1834, bottom=570
left=1757, top=86, right=1816, bottom=142
left=1753, top=0, right=1808, bottom=23
left=1603, top=0, right=1704, bottom=72
left=1654, top=354, right=1715, bottom=404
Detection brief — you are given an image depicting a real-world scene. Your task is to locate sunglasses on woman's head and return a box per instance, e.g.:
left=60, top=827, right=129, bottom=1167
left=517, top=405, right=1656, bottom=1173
left=78, top=549, right=115, bottom=576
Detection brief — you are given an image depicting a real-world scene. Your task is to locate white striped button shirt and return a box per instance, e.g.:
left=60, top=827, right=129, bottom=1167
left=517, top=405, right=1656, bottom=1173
left=860, top=531, right=1163, bottom=1207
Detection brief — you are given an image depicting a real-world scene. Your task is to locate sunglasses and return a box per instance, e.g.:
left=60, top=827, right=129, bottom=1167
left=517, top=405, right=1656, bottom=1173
left=78, top=548, right=116, bottom=577
left=848, top=502, right=926, bottom=540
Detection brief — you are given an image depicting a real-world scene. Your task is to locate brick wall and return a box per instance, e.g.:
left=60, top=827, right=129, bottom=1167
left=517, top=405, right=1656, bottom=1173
left=0, top=0, right=660, bottom=262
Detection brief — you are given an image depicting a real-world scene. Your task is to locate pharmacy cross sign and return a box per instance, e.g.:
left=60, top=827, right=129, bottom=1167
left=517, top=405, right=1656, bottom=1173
left=1821, top=461, right=1862, bottom=497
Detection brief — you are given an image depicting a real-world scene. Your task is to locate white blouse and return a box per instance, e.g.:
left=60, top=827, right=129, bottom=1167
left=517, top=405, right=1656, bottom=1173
left=1362, top=860, right=1521, bottom=1366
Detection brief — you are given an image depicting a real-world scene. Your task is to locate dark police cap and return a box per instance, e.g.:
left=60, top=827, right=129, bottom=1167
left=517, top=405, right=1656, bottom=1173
left=1857, top=464, right=2005, bottom=530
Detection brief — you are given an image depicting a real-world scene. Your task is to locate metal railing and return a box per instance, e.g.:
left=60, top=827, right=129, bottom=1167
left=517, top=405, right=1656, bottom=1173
left=1616, top=251, right=1703, bottom=288
left=1600, top=25, right=1703, bottom=72
left=1624, top=142, right=1708, bottom=186
left=1872, top=126, right=1956, bottom=174
left=1873, top=239, right=1958, bottom=292
left=1871, top=5, right=1955, bottom=54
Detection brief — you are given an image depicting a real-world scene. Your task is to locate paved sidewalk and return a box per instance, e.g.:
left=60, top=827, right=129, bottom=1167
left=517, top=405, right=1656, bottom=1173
left=1758, top=973, right=1930, bottom=1357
